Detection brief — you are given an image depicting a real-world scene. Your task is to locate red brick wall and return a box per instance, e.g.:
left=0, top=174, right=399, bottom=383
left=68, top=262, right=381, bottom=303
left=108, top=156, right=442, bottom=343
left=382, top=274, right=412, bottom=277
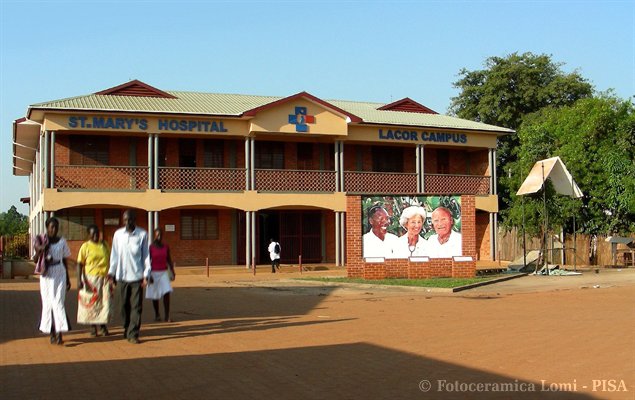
left=284, top=142, right=297, bottom=169
left=460, top=195, right=476, bottom=259
left=403, top=148, right=416, bottom=173
left=164, top=138, right=179, bottom=167
left=158, top=209, right=234, bottom=266
left=449, top=150, right=467, bottom=175
left=110, top=137, right=129, bottom=165
left=424, top=148, right=437, bottom=172
left=55, top=135, right=70, bottom=164
left=471, top=150, right=490, bottom=175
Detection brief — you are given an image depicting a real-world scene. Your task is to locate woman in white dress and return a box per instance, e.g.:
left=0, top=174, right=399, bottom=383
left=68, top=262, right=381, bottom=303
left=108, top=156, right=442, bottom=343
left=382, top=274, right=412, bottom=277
left=35, top=217, right=72, bottom=345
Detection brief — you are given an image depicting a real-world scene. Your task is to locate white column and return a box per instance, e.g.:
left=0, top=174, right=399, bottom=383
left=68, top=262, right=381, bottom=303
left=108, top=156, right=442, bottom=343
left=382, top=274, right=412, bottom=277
left=154, top=211, right=159, bottom=229
left=154, top=134, right=159, bottom=190
left=420, top=145, right=426, bottom=193
left=148, top=212, right=153, bottom=240
left=340, top=212, right=346, bottom=266
left=43, top=131, right=49, bottom=189
left=37, top=134, right=42, bottom=203
left=251, top=211, right=256, bottom=267
left=488, top=148, right=495, bottom=195
left=334, top=141, right=340, bottom=192
left=245, top=138, right=250, bottom=190
left=50, top=131, right=55, bottom=189
left=415, top=145, right=421, bottom=193
left=339, top=142, right=344, bottom=192
left=245, top=211, right=251, bottom=268
left=335, top=211, right=340, bottom=266
left=492, top=149, right=498, bottom=195
left=147, top=134, right=153, bottom=189
left=250, top=138, right=255, bottom=190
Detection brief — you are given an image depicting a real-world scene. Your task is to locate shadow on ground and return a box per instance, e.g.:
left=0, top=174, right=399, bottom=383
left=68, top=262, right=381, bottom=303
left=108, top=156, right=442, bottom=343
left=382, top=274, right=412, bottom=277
left=0, top=342, right=595, bottom=400
left=0, top=284, right=340, bottom=344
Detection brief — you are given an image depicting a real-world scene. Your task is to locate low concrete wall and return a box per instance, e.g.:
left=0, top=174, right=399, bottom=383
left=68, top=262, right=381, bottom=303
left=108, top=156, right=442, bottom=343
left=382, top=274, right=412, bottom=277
left=2, top=260, right=35, bottom=279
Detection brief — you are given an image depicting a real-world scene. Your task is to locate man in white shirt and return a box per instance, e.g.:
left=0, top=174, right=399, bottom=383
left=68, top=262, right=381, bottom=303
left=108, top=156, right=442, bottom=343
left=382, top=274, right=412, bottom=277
left=268, top=238, right=281, bottom=273
left=427, top=206, right=462, bottom=258
left=108, top=209, right=151, bottom=344
left=362, top=205, right=399, bottom=259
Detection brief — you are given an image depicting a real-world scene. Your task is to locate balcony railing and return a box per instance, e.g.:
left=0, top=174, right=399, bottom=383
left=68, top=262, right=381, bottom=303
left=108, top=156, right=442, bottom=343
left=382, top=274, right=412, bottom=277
left=55, top=165, right=149, bottom=190
left=424, top=174, right=490, bottom=195
left=344, top=171, right=418, bottom=194
left=158, top=167, right=246, bottom=191
left=53, top=165, right=490, bottom=195
left=255, top=169, right=336, bottom=192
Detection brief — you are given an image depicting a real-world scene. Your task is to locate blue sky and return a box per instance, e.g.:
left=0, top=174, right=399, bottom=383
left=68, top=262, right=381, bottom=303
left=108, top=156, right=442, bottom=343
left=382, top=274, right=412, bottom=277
left=1, top=0, right=633, bottom=215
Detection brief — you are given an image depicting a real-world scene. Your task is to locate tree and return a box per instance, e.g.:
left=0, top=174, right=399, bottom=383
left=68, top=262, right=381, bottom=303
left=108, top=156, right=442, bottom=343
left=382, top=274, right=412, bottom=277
left=0, top=206, right=29, bottom=236
left=449, top=52, right=594, bottom=219
left=505, top=95, right=635, bottom=236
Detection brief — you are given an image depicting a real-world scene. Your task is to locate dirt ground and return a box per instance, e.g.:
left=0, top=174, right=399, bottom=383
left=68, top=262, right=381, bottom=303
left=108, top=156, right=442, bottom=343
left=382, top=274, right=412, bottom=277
left=1, top=267, right=633, bottom=399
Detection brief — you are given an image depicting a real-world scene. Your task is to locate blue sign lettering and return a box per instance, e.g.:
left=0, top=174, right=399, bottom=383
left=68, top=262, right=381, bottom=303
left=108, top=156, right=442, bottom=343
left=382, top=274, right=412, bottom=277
left=157, top=119, right=228, bottom=132
left=379, top=129, right=467, bottom=144
left=68, top=116, right=148, bottom=130
left=67, top=116, right=225, bottom=132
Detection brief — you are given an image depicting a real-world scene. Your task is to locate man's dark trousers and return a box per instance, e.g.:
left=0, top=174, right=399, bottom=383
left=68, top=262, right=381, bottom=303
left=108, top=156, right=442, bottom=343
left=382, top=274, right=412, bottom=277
left=119, top=280, right=143, bottom=339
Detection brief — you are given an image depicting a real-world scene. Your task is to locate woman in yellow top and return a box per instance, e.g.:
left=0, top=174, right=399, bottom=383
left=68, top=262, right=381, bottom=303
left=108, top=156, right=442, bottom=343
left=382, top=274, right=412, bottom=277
left=77, top=224, right=112, bottom=337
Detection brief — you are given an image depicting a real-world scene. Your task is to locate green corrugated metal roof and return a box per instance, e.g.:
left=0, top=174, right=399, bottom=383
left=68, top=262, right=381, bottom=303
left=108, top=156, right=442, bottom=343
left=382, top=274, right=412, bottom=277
left=29, top=91, right=514, bottom=134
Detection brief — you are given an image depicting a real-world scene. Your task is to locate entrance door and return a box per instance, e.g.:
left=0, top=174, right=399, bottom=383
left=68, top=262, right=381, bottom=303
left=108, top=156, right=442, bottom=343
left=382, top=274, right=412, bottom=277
left=239, top=210, right=324, bottom=264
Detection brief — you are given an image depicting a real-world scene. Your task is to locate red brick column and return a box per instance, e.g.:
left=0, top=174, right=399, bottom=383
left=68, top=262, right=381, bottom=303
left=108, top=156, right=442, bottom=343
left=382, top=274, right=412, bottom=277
left=461, top=195, right=476, bottom=260
left=346, top=195, right=363, bottom=278
left=452, top=260, right=476, bottom=278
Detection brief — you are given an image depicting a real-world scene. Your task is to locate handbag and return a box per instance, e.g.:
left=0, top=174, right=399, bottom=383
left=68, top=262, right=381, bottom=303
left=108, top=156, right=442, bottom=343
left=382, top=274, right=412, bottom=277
left=32, top=234, right=49, bottom=275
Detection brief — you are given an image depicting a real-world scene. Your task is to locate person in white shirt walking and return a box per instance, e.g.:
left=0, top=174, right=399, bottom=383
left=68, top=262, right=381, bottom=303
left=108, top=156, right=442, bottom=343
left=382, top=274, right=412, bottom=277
left=268, top=238, right=281, bottom=273
left=108, top=210, right=151, bottom=344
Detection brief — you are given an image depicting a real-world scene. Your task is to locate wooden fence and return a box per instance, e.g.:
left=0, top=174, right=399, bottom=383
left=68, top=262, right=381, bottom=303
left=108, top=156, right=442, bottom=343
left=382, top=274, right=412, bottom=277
left=497, top=228, right=630, bottom=266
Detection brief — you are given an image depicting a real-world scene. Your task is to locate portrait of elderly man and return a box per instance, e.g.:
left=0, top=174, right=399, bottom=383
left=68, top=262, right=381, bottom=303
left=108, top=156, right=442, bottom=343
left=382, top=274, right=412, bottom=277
left=393, top=206, right=428, bottom=258
left=427, top=206, right=462, bottom=258
left=362, top=205, right=399, bottom=259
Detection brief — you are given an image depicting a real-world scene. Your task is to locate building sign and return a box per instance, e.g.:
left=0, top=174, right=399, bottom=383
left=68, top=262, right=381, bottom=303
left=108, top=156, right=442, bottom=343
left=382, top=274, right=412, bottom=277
left=67, top=116, right=228, bottom=133
left=362, top=195, right=462, bottom=259
left=378, top=128, right=468, bottom=144
left=288, top=106, right=315, bottom=132
left=68, top=116, right=148, bottom=130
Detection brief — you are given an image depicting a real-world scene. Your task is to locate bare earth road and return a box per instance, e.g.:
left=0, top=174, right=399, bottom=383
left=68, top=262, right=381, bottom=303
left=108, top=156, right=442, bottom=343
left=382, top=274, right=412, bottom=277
left=1, top=268, right=634, bottom=400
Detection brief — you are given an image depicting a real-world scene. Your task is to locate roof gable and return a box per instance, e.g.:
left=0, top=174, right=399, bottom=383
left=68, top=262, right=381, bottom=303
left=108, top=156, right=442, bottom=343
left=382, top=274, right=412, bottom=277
left=95, top=79, right=177, bottom=99
left=378, top=97, right=437, bottom=114
left=243, top=91, right=362, bottom=123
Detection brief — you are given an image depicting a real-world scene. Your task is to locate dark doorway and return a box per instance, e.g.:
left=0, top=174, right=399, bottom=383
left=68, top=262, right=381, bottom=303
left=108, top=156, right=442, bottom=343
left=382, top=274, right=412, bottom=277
left=237, top=210, right=323, bottom=265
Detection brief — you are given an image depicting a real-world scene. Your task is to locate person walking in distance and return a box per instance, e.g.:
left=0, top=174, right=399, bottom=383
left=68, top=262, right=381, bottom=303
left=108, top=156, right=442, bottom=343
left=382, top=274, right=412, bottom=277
left=108, top=210, right=151, bottom=344
left=268, top=238, right=281, bottom=273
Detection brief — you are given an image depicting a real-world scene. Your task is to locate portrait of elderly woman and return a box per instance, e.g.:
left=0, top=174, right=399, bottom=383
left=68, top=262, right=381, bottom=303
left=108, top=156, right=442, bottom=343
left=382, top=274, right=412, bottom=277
left=394, top=206, right=428, bottom=258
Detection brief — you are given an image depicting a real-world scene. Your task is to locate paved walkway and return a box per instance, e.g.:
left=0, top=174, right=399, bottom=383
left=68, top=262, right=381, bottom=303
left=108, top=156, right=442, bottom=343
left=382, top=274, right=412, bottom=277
left=1, top=268, right=634, bottom=399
